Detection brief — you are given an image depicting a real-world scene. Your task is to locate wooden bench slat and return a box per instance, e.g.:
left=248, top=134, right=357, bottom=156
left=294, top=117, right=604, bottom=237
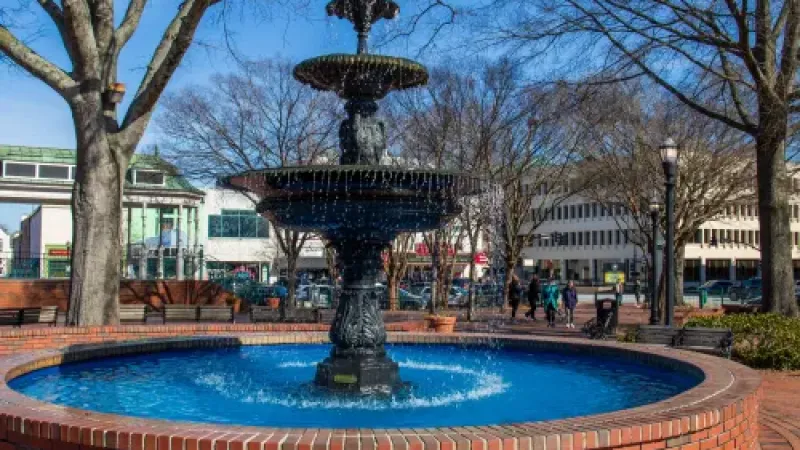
left=120, top=305, right=148, bottom=324
left=197, top=306, right=234, bottom=323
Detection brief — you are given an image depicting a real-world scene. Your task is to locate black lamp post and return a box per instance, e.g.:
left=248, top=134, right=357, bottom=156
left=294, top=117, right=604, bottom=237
left=659, top=138, right=679, bottom=327
left=648, top=199, right=662, bottom=325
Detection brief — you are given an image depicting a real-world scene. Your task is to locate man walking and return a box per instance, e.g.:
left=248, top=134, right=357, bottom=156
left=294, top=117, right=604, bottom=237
left=525, top=274, right=540, bottom=320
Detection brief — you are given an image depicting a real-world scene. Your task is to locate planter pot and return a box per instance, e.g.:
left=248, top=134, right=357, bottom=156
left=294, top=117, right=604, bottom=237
left=268, top=297, right=281, bottom=309
left=229, top=298, right=242, bottom=314
left=432, top=316, right=457, bottom=333
left=424, top=315, right=436, bottom=330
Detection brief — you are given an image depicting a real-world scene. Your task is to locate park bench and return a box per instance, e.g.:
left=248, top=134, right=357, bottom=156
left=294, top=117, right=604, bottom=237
left=674, top=327, right=734, bottom=358
left=250, top=305, right=280, bottom=323
left=120, top=304, right=149, bottom=324
left=0, top=307, right=58, bottom=327
left=316, top=308, right=336, bottom=324
left=197, top=305, right=235, bottom=323
left=635, top=324, right=734, bottom=358
left=636, top=325, right=680, bottom=345
left=162, top=305, right=199, bottom=323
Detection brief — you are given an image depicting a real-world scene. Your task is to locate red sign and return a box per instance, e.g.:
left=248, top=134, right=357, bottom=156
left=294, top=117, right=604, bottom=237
left=415, top=243, right=430, bottom=256
left=48, top=249, right=70, bottom=257
left=474, top=252, right=488, bottom=264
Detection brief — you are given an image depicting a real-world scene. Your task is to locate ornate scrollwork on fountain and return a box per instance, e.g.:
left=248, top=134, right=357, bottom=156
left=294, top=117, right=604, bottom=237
left=339, top=100, right=386, bottom=165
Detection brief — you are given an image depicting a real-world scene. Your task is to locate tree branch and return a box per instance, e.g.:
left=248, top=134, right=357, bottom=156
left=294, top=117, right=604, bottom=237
left=121, top=0, right=220, bottom=146
left=62, top=0, right=100, bottom=79
left=36, top=0, right=77, bottom=62
left=0, top=26, right=78, bottom=96
left=115, top=0, right=148, bottom=49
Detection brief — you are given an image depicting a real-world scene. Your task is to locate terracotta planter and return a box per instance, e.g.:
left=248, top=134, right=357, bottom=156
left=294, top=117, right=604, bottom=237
left=229, top=298, right=242, bottom=314
left=432, top=316, right=457, bottom=333
left=268, top=297, right=281, bottom=309
left=423, top=315, right=436, bottom=330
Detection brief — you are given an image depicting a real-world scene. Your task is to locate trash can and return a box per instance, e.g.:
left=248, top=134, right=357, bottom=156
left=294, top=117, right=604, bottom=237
left=699, top=288, right=708, bottom=309
left=595, top=298, right=619, bottom=333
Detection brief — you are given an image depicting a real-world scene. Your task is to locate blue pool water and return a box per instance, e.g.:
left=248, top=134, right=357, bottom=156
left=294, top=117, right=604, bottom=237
left=9, top=344, right=700, bottom=427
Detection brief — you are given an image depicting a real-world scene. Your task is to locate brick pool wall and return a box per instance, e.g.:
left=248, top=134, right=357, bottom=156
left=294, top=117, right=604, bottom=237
left=0, top=331, right=761, bottom=450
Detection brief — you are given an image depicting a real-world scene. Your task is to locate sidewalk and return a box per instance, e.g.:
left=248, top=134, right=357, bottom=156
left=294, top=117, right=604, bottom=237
left=759, top=372, right=800, bottom=450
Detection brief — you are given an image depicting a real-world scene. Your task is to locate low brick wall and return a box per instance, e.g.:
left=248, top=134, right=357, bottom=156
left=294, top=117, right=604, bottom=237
left=0, top=330, right=761, bottom=450
left=0, top=279, right=235, bottom=311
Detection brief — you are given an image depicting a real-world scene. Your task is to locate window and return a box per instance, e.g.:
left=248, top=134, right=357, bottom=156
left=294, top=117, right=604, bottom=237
left=623, top=229, right=629, bottom=244
left=584, top=204, right=591, bottom=218
left=570, top=232, right=576, bottom=246
left=592, top=203, right=598, bottom=217
left=570, top=205, right=576, bottom=219
left=755, top=230, right=760, bottom=245
left=607, top=230, right=613, bottom=244
left=592, top=231, right=597, bottom=245
left=600, top=206, right=606, bottom=217
left=208, top=210, right=269, bottom=238
left=577, top=204, right=583, bottom=219
left=615, top=230, right=621, bottom=245
left=557, top=207, right=562, bottom=220
left=133, top=170, right=165, bottom=185
left=600, top=230, right=605, bottom=245
left=585, top=231, right=591, bottom=245
left=37, top=165, right=70, bottom=180
left=3, top=162, right=36, bottom=177
left=578, top=233, right=583, bottom=246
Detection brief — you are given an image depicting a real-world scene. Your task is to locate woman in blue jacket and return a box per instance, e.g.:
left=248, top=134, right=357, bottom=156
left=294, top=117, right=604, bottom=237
left=542, top=275, right=560, bottom=328
left=562, top=281, right=578, bottom=328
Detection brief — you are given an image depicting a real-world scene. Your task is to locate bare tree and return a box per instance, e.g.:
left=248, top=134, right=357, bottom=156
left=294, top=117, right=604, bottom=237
left=573, top=83, right=756, bottom=315
left=0, top=0, right=243, bottom=325
left=158, top=58, right=339, bottom=315
left=382, top=233, right=414, bottom=310
left=419, top=0, right=799, bottom=315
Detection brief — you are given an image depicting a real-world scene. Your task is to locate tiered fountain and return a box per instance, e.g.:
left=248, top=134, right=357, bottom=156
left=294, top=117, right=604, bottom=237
left=225, top=0, right=483, bottom=393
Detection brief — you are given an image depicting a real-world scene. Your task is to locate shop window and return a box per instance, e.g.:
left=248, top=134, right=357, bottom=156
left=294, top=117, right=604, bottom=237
left=208, top=210, right=269, bottom=238
left=38, top=165, right=70, bottom=179
left=684, top=259, right=701, bottom=282
left=3, top=162, right=36, bottom=177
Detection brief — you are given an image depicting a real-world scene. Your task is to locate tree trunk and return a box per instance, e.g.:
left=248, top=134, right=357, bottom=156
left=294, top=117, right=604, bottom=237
left=756, top=107, right=798, bottom=316
left=387, top=274, right=399, bottom=311
left=67, top=104, right=127, bottom=326
left=675, top=244, right=685, bottom=307
left=283, top=255, right=298, bottom=320
left=467, top=259, right=477, bottom=322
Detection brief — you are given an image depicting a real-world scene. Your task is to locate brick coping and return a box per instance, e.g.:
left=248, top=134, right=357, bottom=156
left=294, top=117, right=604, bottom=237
left=0, top=332, right=761, bottom=450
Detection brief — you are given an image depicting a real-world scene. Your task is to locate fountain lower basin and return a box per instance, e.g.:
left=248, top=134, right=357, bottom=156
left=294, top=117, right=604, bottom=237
left=0, top=330, right=762, bottom=450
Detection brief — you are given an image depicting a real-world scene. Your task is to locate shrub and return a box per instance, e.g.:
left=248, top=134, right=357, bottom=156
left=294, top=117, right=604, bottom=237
left=686, top=313, right=800, bottom=370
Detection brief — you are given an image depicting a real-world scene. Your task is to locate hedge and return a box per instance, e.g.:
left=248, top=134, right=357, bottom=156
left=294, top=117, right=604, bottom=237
left=686, top=313, right=800, bottom=370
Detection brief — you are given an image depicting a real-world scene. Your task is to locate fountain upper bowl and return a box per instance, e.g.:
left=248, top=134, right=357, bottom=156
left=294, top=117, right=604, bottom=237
left=224, top=165, right=485, bottom=241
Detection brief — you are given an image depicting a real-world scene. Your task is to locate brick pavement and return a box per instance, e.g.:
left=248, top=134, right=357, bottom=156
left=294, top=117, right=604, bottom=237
left=757, top=372, right=800, bottom=450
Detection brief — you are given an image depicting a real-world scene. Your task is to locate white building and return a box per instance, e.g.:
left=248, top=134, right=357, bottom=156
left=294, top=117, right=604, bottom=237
left=0, top=226, right=10, bottom=276
left=200, top=188, right=278, bottom=282
left=521, top=194, right=800, bottom=287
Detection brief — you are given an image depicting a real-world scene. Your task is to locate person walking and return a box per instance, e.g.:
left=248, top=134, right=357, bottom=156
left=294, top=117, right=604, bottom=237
left=509, top=274, right=523, bottom=319
left=562, top=280, right=578, bottom=328
left=614, top=279, right=624, bottom=305
left=542, top=275, right=560, bottom=327
left=633, top=279, right=642, bottom=306
left=525, top=274, right=540, bottom=320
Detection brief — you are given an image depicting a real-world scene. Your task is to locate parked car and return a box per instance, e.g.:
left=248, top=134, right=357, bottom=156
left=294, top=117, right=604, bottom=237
left=377, top=286, right=427, bottom=310
left=698, top=280, right=734, bottom=297
left=296, top=284, right=334, bottom=307
left=410, top=284, right=467, bottom=307
left=728, top=278, right=762, bottom=304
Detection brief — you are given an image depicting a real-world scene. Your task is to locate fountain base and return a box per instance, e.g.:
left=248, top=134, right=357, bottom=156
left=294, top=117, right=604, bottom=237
left=314, top=351, right=400, bottom=393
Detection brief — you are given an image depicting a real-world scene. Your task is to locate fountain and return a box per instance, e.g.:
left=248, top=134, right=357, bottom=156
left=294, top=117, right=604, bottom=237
left=224, top=0, right=483, bottom=393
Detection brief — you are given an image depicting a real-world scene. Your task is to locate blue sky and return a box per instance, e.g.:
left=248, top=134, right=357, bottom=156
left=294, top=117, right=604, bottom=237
left=0, top=0, right=442, bottom=231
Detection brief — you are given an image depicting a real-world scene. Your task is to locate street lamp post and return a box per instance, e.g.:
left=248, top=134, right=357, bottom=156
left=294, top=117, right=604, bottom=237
left=649, top=199, right=662, bottom=325
left=659, top=138, right=679, bottom=327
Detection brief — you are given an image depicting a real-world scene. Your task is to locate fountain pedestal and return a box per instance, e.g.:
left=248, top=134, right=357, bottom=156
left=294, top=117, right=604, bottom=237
left=314, top=239, right=399, bottom=393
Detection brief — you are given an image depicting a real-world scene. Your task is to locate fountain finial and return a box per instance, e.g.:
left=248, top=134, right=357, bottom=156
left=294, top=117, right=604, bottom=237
left=326, top=0, right=400, bottom=53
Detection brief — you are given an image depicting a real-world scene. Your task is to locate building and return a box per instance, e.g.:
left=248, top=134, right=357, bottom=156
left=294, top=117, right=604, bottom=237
left=521, top=193, right=800, bottom=286
left=1, top=145, right=204, bottom=279
left=200, top=188, right=277, bottom=282
left=0, top=226, right=9, bottom=276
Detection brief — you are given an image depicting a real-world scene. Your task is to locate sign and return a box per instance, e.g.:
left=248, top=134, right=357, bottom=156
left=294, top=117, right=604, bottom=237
left=415, top=243, right=430, bottom=256
left=47, top=248, right=70, bottom=257
left=334, top=374, right=357, bottom=384
left=603, top=272, right=625, bottom=284
left=300, top=240, right=325, bottom=258
left=474, top=252, right=488, bottom=264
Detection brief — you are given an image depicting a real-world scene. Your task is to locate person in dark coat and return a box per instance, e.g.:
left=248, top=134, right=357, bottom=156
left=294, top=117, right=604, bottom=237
left=509, top=274, right=523, bottom=319
left=525, top=274, right=540, bottom=320
left=562, top=280, right=578, bottom=328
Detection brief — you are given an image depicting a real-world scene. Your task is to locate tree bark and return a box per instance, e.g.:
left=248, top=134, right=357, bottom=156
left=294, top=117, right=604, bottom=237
left=756, top=106, right=798, bottom=316
left=467, top=258, right=477, bottom=321
left=675, top=244, right=685, bottom=307
left=282, top=254, right=299, bottom=320
left=387, top=274, right=399, bottom=310
left=67, top=101, right=128, bottom=326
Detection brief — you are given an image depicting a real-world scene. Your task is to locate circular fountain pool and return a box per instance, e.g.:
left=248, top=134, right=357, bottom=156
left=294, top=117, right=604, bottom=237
left=9, top=343, right=700, bottom=428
